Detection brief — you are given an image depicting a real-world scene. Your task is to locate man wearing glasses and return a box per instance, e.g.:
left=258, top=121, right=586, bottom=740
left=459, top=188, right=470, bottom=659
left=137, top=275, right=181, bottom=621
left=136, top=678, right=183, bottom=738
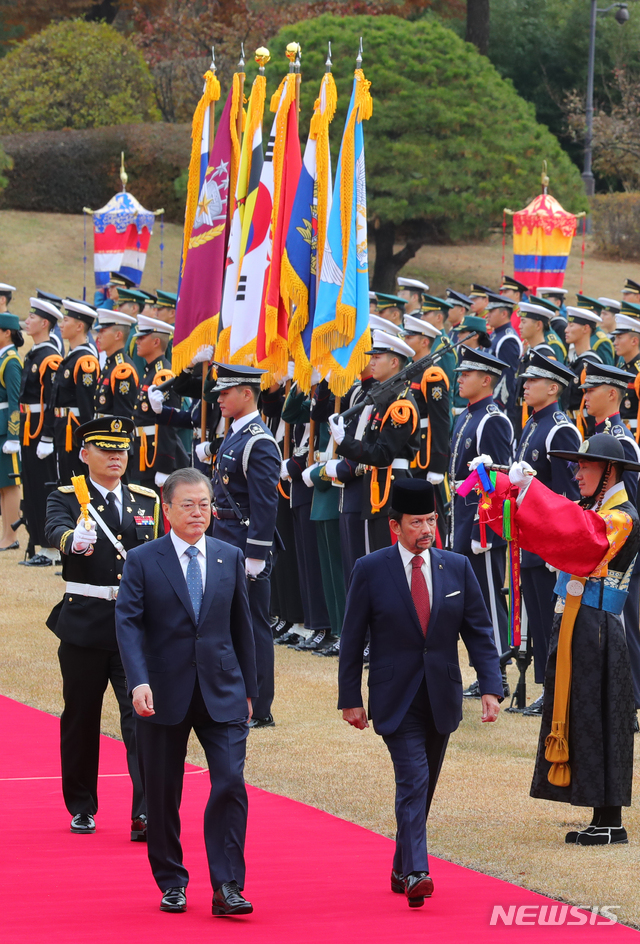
left=116, top=467, right=257, bottom=916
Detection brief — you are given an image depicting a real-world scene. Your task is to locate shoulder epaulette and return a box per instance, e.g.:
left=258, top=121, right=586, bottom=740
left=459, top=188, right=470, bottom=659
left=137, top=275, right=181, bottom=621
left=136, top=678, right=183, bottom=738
left=128, top=483, right=159, bottom=500
left=611, top=424, right=626, bottom=438
left=486, top=403, right=501, bottom=414
left=553, top=411, right=569, bottom=426
left=115, top=352, right=125, bottom=364
left=57, top=485, right=75, bottom=493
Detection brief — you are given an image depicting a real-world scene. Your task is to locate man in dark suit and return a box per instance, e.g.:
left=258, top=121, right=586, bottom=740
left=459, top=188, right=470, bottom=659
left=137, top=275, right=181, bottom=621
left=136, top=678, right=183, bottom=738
left=45, top=416, right=159, bottom=839
left=115, top=467, right=258, bottom=917
left=338, top=479, right=502, bottom=908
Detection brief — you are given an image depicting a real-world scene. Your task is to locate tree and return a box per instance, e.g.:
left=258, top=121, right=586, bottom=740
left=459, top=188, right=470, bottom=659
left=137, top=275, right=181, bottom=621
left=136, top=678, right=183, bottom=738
left=271, top=14, right=587, bottom=290
left=0, top=19, right=160, bottom=132
left=466, top=0, right=490, bottom=55
left=0, top=142, right=12, bottom=194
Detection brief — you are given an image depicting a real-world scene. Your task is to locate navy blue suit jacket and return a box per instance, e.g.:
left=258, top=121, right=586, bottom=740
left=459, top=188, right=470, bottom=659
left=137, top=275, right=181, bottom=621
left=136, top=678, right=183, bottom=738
left=338, top=544, right=503, bottom=736
left=115, top=533, right=258, bottom=726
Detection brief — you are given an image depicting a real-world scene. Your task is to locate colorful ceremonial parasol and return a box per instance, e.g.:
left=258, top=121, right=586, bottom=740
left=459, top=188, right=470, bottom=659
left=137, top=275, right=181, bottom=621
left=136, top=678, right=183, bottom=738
left=83, top=154, right=164, bottom=290
left=504, top=164, right=584, bottom=294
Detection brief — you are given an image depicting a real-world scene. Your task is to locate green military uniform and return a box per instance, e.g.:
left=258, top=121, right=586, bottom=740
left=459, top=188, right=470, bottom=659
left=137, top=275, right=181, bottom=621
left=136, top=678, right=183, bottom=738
left=576, top=294, right=615, bottom=366
left=0, top=333, right=22, bottom=488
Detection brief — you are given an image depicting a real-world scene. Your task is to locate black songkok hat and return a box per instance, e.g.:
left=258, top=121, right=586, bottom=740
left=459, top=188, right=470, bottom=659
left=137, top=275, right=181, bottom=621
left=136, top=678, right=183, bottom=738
left=390, top=479, right=435, bottom=516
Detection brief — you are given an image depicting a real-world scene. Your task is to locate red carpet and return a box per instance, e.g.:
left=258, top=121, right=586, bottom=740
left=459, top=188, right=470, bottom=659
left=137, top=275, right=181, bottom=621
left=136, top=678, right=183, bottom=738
left=0, top=693, right=638, bottom=943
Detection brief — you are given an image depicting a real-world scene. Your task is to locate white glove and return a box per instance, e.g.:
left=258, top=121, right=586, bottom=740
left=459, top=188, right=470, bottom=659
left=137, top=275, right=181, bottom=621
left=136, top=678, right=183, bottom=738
left=509, top=460, right=535, bottom=489
left=147, top=384, right=165, bottom=414
left=155, top=471, right=169, bottom=487
left=189, top=345, right=214, bottom=367
left=323, top=459, right=339, bottom=479
left=310, top=367, right=323, bottom=385
left=36, top=440, right=54, bottom=460
left=245, top=557, right=266, bottom=578
left=280, top=459, right=291, bottom=481
left=195, top=441, right=212, bottom=463
left=301, top=463, right=318, bottom=487
left=2, top=439, right=20, bottom=455
left=71, top=519, right=97, bottom=554
left=468, top=454, right=493, bottom=472
left=427, top=471, right=444, bottom=485
left=471, top=539, right=491, bottom=555
left=284, top=360, right=296, bottom=382
left=328, top=413, right=346, bottom=445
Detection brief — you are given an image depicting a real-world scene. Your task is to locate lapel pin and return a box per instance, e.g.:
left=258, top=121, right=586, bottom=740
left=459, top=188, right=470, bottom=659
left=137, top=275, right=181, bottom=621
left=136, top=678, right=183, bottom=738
left=217, top=558, right=223, bottom=563
left=439, top=564, right=443, bottom=569
left=127, top=507, right=132, bottom=514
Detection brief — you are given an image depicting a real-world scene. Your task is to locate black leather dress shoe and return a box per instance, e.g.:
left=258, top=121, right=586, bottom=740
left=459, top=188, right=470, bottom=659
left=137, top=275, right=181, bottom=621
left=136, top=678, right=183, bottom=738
left=19, top=552, right=53, bottom=566
left=160, top=887, right=187, bottom=912
left=312, top=633, right=338, bottom=654
left=565, top=826, right=628, bottom=845
left=0, top=541, right=19, bottom=551
left=390, top=869, right=404, bottom=893
left=404, top=872, right=434, bottom=907
left=275, top=629, right=301, bottom=646
left=212, top=881, right=253, bottom=916
left=271, top=617, right=291, bottom=639
left=522, top=694, right=544, bottom=716
left=248, top=713, right=275, bottom=729
left=131, top=814, right=147, bottom=841
left=70, top=813, right=95, bottom=833
left=295, top=629, right=327, bottom=651
left=463, top=679, right=481, bottom=698
left=320, top=639, right=340, bottom=657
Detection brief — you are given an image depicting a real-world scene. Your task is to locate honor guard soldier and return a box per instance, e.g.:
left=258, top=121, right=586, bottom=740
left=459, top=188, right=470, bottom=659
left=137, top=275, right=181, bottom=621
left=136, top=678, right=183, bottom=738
left=402, top=314, right=451, bottom=545
left=44, top=416, right=160, bottom=839
left=576, top=294, right=616, bottom=365
left=599, top=297, right=621, bottom=338
left=536, top=287, right=568, bottom=344
left=527, top=295, right=567, bottom=362
left=370, top=291, right=406, bottom=328
left=500, top=274, right=529, bottom=335
left=613, top=313, right=640, bottom=436
left=114, top=286, right=148, bottom=377
left=515, top=302, right=560, bottom=433
left=444, top=288, right=471, bottom=338
left=580, top=360, right=640, bottom=720
left=413, top=293, right=457, bottom=389
left=450, top=315, right=491, bottom=417
left=330, top=330, right=420, bottom=554
left=132, top=315, right=189, bottom=501
left=515, top=352, right=581, bottom=712
left=0, top=309, right=23, bottom=551
left=397, top=277, right=429, bottom=317
left=18, top=297, right=64, bottom=566
left=50, top=299, right=100, bottom=485
left=486, top=292, right=522, bottom=426
left=468, top=284, right=491, bottom=317
left=155, top=289, right=178, bottom=326
left=210, top=364, right=281, bottom=729
left=93, top=270, right=136, bottom=311
left=94, top=308, right=139, bottom=418
left=621, top=277, right=640, bottom=305
left=35, top=289, right=65, bottom=354
left=562, top=306, right=604, bottom=432
left=450, top=347, right=514, bottom=694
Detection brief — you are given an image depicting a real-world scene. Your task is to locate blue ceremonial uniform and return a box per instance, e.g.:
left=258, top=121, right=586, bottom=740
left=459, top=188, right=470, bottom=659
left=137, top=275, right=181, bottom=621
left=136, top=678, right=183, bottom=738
left=491, top=323, right=522, bottom=426
left=516, top=403, right=581, bottom=682
left=212, top=412, right=280, bottom=719
left=450, top=396, right=514, bottom=654
left=592, top=413, right=640, bottom=709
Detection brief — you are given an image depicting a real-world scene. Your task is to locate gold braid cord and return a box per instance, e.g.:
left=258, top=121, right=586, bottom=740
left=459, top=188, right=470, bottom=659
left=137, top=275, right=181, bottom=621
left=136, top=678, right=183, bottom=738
left=23, top=354, right=62, bottom=444
left=415, top=367, right=449, bottom=470
left=370, top=399, right=419, bottom=513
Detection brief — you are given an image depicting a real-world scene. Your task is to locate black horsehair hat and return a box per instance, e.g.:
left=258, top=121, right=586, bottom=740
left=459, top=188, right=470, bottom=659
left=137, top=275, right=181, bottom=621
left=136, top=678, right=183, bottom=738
left=549, top=433, right=640, bottom=472
left=391, top=479, right=436, bottom=516
left=74, top=416, right=135, bottom=450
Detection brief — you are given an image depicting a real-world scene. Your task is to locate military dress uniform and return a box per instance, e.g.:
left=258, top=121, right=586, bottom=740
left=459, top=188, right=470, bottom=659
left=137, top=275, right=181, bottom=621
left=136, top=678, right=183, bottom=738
left=44, top=417, right=160, bottom=833
left=613, top=313, right=640, bottom=438
left=132, top=356, right=188, bottom=491
left=576, top=294, right=616, bottom=366
left=450, top=348, right=514, bottom=657
left=94, top=348, right=139, bottom=418
left=489, top=306, right=523, bottom=427
left=19, top=327, right=61, bottom=557
left=211, top=365, right=281, bottom=723
left=0, top=333, right=22, bottom=489
left=515, top=353, right=581, bottom=686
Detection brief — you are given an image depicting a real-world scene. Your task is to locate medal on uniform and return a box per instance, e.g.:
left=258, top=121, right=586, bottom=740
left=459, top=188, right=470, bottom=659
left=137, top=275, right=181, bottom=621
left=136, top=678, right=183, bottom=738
left=625, top=399, right=631, bottom=410
left=99, top=395, right=106, bottom=405
left=142, top=402, right=149, bottom=411
left=64, top=369, right=70, bottom=378
left=223, top=473, right=229, bottom=484
left=31, top=363, right=37, bottom=373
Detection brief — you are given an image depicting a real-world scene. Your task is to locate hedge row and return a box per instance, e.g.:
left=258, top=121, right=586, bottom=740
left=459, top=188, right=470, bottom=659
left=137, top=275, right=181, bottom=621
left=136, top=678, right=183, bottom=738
left=0, top=123, right=191, bottom=222
left=591, top=193, right=640, bottom=261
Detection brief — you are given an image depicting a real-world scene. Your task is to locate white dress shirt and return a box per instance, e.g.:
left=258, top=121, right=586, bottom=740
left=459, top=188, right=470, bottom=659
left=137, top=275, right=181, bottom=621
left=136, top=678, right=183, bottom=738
left=90, top=478, right=123, bottom=522
left=396, top=542, right=433, bottom=606
left=230, top=409, right=261, bottom=436
left=170, top=530, right=207, bottom=591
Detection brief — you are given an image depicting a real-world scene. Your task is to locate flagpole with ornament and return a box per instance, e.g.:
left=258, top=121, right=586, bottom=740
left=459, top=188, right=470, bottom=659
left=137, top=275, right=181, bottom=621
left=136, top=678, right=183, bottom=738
left=311, top=37, right=373, bottom=396
left=216, top=47, right=270, bottom=365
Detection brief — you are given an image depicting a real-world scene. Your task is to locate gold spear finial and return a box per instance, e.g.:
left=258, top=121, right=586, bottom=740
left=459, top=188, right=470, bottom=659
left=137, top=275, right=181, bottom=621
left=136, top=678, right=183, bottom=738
left=255, top=47, right=270, bottom=74
left=541, top=160, right=549, bottom=194
left=120, top=152, right=128, bottom=192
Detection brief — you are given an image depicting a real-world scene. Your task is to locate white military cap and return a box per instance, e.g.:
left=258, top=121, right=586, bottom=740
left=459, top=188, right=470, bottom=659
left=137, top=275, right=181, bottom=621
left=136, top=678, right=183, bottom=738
left=135, top=314, right=175, bottom=336
left=402, top=314, right=441, bottom=339
left=598, top=297, right=621, bottom=311
left=397, top=277, right=429, bottom=293
left=518, top=302, right=552, bottom=321
left=614, top=314, right=640, bottom=335
left=0, top=283, right=16, bottom=292
left=566, top=306, right=602, bottom=325
left=29, top=297, right=62, bottom=322
left=537, top=286, right=567, bottom=297
left=369, top=313, right=404, bottom=337
left=95, top=309, right=137, bottom=328
left=62, top=299, right=97, bottom=324
left=366, top=329, right=414, bottom=359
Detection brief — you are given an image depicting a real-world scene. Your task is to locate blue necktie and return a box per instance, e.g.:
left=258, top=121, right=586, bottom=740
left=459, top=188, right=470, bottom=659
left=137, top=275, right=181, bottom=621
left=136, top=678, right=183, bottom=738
left=185, top=546, right=203, bottom=621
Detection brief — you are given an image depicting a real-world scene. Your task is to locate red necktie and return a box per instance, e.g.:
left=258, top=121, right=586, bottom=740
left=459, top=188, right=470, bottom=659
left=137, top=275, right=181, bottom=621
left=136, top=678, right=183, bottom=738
left=411, top=555, right=430, bottom=636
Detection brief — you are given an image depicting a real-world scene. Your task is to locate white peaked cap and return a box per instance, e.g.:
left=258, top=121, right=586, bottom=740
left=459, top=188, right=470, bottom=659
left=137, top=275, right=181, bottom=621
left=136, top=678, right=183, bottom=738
left=367, top=329, right=415, bottom=359
left=403, top=313, right=441, bottom=339
left=136, top=314, right=174, bottom=336
left=397, top=277, right=429, bottom=293
left=369, top=313, right=404, bottom=337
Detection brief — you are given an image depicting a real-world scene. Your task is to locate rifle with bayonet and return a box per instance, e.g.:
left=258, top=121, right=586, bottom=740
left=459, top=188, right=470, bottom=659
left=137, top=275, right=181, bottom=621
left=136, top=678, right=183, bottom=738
left=338, top=332, right=477, bottom=423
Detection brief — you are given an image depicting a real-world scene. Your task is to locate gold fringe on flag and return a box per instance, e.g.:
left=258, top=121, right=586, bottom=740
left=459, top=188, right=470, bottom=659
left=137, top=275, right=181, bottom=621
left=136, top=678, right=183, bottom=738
left=171, top=314, right=219, bottom=376
left=229, top=71, right=246, bottom=219
left=321, top=327, right=372, bottom=397
left=181, top=69, right=221, bottom=276
left=310, top=72, right=337, bottom=282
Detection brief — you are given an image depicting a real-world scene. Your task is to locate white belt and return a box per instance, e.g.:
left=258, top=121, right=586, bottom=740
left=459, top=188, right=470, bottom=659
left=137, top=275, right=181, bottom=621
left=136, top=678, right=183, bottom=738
left=20, top=403, right=42, bottom=413
left=66, top=582, right=119, bottom=601
left=628, top=419, right=638, bottom=429
left=420, top=417, right=429, bottom=429
left=0, top=403, right=8, bottom=410
left=391, top=458, right=409, bottom=470
left=136, top=425, right=156, bottom=436
left=55, top=406, right=80, bottom=417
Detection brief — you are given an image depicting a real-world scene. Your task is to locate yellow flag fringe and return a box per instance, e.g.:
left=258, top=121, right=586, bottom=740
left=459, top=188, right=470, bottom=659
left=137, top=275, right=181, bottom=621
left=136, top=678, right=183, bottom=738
left=171, top=314, right=219, bottom=375
left=228, top=72, right=246, bottom=219
left=180, top=70, right=221, bottom=276
left=215, top=325, right=231, bottom=365
left=311, top=72, right=337, bottom=281
left=322, top=327, right=372, bottom=397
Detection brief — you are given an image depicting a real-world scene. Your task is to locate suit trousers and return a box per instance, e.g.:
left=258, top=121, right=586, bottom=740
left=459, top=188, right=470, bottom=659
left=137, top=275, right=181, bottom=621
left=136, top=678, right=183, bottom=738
left=520, top=565, right=556, bottom=684
left=136, top=678, right=249, bottom=892
left=57, top=640, right=144, bottom=818
left=291, top=503, right=331, bottom=633
left=382, top=679, right=449, bottom=877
